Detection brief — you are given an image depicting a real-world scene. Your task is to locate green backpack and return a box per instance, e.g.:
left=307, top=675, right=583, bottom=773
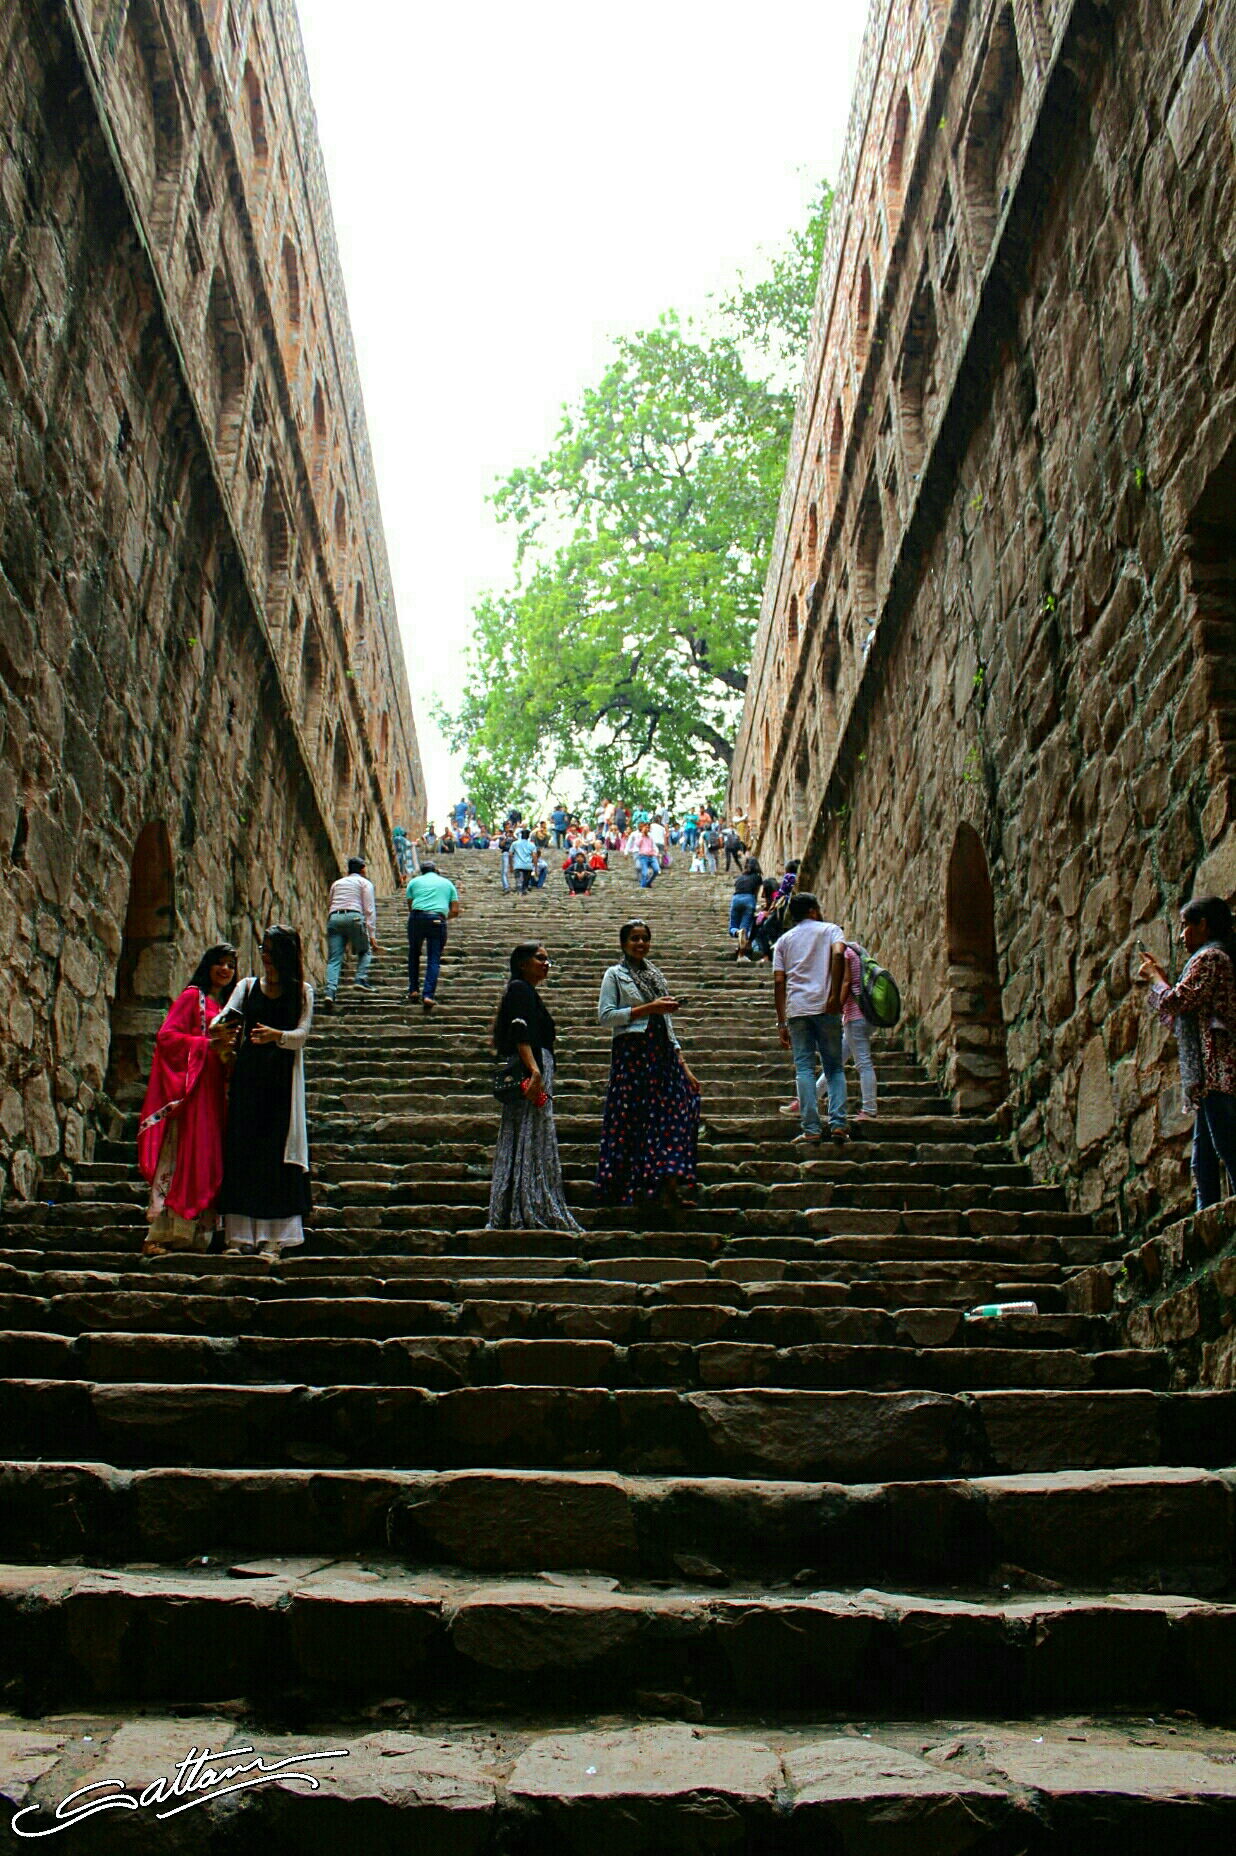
left=848, top=943, right=902, bottom=1028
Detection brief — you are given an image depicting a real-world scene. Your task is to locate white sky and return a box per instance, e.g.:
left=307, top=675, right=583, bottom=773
left=295, top=0, right=869, bottom=825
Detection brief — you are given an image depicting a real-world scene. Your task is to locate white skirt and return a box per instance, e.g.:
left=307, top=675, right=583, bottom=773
left=223, top=1213, right=304, bottom=1251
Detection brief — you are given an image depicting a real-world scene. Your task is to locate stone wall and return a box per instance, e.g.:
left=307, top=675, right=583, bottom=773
left=0, top=0, right=425, bottom=1200
left=730, top=0, right=1236, bottom=1233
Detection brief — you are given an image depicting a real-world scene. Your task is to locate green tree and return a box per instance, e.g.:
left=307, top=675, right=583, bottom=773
left=442, top=183, right=832, bottom=803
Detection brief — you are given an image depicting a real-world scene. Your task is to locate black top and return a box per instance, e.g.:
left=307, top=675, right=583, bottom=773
left=494, top=978, right=557, bottom=1070
left=733, top=871, right=761, bottom=896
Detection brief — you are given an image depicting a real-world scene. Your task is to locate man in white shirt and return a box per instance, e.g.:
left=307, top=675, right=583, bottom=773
left=323, top=856, right=381, bottom=1009
left=773, top=891, right=848, bottom=1143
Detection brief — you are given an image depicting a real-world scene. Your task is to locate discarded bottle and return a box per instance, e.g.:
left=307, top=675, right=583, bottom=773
left=964, top=1301, right=1038, bottom=1320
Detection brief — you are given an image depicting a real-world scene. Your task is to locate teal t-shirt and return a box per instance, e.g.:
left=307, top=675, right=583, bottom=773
left=406, top=873, right=458, bottom=914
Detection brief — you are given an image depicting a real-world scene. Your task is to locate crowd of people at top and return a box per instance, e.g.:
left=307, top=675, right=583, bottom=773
left=403, top=797, right=754, bottom=892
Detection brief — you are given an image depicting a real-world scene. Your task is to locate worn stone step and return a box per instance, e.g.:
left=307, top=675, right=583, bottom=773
left=0, top=1463, right=1227, bottom=1589
left=2, top=1382, right=1232, bottom=1475
left=2, top=1561, right=1235, bottom=1718
left=0, top=1329, right=1171, bottom=1392
left=7, top=1712, right=1236, bottom=1853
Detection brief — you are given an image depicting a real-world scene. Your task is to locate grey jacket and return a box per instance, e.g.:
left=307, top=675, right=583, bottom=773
left=598, top=963, right=681, bottom=1049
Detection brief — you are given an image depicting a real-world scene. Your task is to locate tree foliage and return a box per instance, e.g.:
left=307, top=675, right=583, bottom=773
left=442, top=183, right=833, bottom=804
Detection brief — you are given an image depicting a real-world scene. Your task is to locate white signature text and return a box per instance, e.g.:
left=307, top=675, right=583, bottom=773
left=11, top=1743, right=349, bottom=1837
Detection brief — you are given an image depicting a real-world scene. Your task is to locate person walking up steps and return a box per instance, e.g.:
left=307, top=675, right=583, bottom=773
left=487, top=943, right=582, bottom=1232
left=841, top=937, right=878, bottom=1120
left=322, top=856, right=381, bottom=1011
left=774, top=892, right=848, bottom=1145
left=511, top=827, right=536, bottom=894
left=406, top=860, right=460, bottom=1013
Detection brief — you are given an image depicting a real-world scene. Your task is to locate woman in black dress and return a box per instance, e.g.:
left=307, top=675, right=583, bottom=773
left=218, top=925, right=314, bottom=1260
left=487, top=942, right=581, bottom=1232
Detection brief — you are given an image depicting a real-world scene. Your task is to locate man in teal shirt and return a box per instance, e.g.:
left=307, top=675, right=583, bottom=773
left=406, top=861, right=460, bottom=1012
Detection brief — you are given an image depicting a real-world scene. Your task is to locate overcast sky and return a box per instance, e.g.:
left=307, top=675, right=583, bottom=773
left=295, top=0, right=869, bottom=825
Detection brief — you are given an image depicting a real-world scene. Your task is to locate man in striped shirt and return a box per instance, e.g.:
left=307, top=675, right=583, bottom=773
left=323, top=857, right=382, bottom=1010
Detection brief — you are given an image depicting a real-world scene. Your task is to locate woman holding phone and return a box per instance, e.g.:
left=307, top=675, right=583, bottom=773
left=218, top=925, right=314, bottom=1259
left=596, top=919, right=701, bottom=1212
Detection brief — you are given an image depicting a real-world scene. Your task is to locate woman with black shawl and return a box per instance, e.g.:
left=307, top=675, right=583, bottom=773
left=487, top=942, right=582, bottom=1232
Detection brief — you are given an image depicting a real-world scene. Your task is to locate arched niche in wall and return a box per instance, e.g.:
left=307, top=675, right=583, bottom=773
left=898, top=271, right=940, bottom=477
left=855, top=260, right=873, bottom=372
left=887, top=87, right=911, bottom=234
left=261, top=471, right=290, bottom=626
left=791, top=735, right=812, bottom=846
left=828, top=401, right=845, bottom=501
left=331, top=722, right=352, bottom=841
left=300, top=618, right=324, bottom=748
left=961, top=3, right=1024, bottom=263
left=116, top=0, right=184, bottom=242
left=206, top=266, right=245, bottom=456
left=944, top=820, right=1008, bottom=1112
left=243, top=61, right=269, bottom=171
left=280, top=236, right=301, bottom=375
left=1185, top=432, right=1236, bottom=853
left=105, top=820, right=177, bottom=1107
left=311, top=380, right=327, bottom=487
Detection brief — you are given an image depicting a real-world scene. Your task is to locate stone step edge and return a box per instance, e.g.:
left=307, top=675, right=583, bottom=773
left=1, top=1460, right=1231, bottom=1583
left=3, top=1382, right=1234, bottom=1478
left=8, top=1711, right=1236, bottom=1849
left=3, top=1564, right=1236, bottom=1719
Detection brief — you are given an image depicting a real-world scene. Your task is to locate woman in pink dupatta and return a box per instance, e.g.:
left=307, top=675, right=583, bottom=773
left=137, top=943, right=237, bottom=1257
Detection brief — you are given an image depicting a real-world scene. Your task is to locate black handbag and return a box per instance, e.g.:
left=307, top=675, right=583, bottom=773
left=491, top=1052, right=526, bottom=1102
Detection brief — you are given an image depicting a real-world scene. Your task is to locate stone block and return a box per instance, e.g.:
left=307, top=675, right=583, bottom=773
left=1075, top=1036, right=1116, bottom=1152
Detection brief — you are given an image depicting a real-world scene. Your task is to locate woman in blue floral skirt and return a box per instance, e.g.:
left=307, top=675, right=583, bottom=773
left=596, top=920, right=701, bottom=1211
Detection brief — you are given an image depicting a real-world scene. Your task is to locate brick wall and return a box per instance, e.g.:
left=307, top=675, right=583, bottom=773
left=0, top=0, right=425, bottom=1198
left=731, top=0, right=1236, bottom=1232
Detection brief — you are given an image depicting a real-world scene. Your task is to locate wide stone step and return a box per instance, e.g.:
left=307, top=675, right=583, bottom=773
left=0, top=1462, right=1227, bottom=1588
left=2, top=1561, right=1234, bottom=1719
left=2, top=1382, right=1232, bottom=1475
left=0, top=1295, right=1128, bottom=1348
left=0, top=1329, right=1170, bottom=1392
left=7, top=1712, right=1236, bottom=1852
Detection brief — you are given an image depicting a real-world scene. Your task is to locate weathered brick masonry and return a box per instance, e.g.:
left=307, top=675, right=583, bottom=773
left=732, top=0, right=1236, bottom=1233
left=0, top=0, right=425, bottom=1199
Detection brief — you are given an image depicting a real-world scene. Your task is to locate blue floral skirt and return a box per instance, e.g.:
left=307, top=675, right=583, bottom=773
left=595, top=1023, right=700, bottom=1204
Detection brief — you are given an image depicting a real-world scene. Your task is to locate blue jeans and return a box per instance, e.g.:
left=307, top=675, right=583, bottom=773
left=533, top=863, right=549, bottom=888
left=636, top=855, right=658, bottom=888
left=729, top=893, right=755, bottom=940
left=789, top=1014, right=846, bottom=1135
left=1193, top=1091, right=1236, bottom=1209
left=407, top=910, right=447, bottom=999
left=325, top=911, right=371, bottom=996
left=684, top=826, right=698, bottom=850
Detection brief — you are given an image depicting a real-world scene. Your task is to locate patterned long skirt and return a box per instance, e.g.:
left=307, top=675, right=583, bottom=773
left=487, top=1052, right=582, bottom=1232
left=595, top=1023, right=700, bottom=1205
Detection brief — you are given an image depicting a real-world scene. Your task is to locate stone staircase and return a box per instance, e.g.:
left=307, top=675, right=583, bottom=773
left=2, top=855, right=1235, bottom=1848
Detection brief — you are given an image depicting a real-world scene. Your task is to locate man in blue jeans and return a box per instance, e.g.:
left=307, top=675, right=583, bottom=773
left=773, top=892, right=848, bottom=1144
left=323, top=856, right=381, bottom=1010
left=405, top=861, right=460, bottom=1013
